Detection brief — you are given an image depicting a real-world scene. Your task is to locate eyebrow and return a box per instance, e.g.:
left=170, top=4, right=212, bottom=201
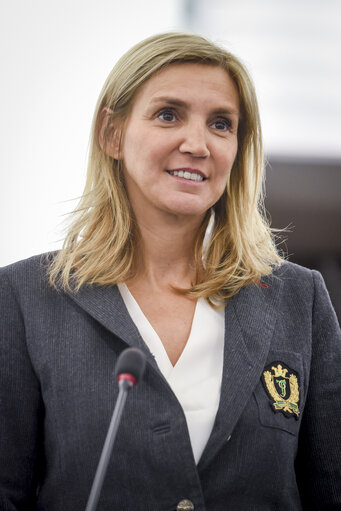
left=150, top=96, right=239, bottom=117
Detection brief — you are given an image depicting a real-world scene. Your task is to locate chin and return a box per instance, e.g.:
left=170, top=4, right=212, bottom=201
left=164, top=203, right=210, bottom=218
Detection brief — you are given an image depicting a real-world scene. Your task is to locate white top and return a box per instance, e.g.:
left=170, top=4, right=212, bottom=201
left=118, top=283, right=225, bottom=464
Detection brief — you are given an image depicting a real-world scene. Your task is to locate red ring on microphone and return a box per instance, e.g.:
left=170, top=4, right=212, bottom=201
left=117, top=373, right=136, bottom=386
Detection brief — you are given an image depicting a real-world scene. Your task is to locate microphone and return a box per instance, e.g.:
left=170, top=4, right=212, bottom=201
left=85, top=347, right=146, bottom=511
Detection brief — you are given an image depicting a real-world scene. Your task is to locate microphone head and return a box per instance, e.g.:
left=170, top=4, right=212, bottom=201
left=115, top=347, right=146, bottom=385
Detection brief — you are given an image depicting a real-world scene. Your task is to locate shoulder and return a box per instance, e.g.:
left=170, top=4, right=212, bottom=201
left=1, top=252, right=53, bottom=280
left=270, top=260, right=334, bottom=304
left=270, top=259, right=314, bottom=283
left=266, top=260, right=319, bottom=299
left=266, top=261, right=339, bottom=333
left=0, top=253, right=56, bottom=302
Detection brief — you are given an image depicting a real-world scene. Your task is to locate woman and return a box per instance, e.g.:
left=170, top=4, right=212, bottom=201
left=0, top=32, right=340, bottom=510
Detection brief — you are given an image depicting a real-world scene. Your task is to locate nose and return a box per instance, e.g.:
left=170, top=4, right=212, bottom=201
left=178, top=120, right=210, bottom=158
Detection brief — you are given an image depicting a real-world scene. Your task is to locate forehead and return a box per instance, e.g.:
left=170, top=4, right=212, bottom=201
left=133, top=62, right=240, bottom=112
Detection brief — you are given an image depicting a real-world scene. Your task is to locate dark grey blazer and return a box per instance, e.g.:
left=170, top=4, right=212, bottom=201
left=0, top=255, right=340, bottom=510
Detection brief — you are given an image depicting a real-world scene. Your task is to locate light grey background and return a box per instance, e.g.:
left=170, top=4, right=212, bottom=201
left=1, top=0, right=340, bottom=268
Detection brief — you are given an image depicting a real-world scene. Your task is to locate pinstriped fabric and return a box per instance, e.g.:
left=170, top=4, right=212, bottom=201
left=0, top=254, right=340, bottom=510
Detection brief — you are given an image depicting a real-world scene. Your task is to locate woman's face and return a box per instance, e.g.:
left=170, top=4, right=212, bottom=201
left=119, top=62, right=240, bottom=221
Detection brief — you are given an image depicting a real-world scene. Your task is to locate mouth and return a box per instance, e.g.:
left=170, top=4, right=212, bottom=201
left=166, top=168, right=207, bottom=182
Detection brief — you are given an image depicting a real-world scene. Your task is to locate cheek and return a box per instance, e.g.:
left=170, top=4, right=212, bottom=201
left=147, top=134, right=177, bottom=162
left=122, top=130, right=141, bottom=164
left=124, top=131, right=170, bottom=169
left=217, top=143, right=238, bottom=177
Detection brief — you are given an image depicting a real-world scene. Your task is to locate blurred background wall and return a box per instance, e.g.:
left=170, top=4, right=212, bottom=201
left=1, top=0, right=340, bottom=319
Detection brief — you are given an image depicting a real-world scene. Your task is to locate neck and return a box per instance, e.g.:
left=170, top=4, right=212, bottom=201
left=131, top=211, right=207, bottom=290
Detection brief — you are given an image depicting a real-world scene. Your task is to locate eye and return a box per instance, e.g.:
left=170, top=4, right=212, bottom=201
left=158, top=109, right=177, bottom=122
left=211, top=118, right=232, bottom=131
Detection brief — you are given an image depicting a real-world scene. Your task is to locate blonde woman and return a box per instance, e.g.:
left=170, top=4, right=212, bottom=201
left=0, top=33, right=340, bottom=510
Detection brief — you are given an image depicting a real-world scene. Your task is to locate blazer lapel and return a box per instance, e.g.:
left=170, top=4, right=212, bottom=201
left=66, top=284, right=158, bottom=369
left=198, top=275, right=284, bottom=471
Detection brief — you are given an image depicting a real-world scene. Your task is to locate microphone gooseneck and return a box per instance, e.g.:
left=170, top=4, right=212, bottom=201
left=85, top=347, right=146, bottom=511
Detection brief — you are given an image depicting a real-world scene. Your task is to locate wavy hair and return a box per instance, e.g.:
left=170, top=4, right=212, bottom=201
left=48, top=32, right=283, bottom=301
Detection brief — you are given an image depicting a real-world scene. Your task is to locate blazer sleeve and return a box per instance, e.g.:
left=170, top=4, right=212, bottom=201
left=296, top=270, right=341, bottom=508
left=0, top=269, right=43, bottom=509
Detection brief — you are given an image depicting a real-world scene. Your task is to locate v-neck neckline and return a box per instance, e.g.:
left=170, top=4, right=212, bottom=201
left=117, top=283, right=200, bottom=378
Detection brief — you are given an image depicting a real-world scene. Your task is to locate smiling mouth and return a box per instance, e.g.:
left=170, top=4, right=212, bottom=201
left=166, top=170, right=206, bottom=182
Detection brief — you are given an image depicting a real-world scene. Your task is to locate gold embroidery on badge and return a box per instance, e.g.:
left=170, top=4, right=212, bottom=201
left=263, top=364, right=300, bottom=418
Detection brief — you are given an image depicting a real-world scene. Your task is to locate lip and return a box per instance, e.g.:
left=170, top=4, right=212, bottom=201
left=167, top=167, right=207, bottom=179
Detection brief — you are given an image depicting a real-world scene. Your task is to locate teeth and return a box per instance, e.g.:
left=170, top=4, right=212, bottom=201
left=168, top=170, right=204, bottom=181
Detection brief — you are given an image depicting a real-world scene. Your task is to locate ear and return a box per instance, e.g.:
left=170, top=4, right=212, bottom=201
left=98, top=107, right=123, bottom=159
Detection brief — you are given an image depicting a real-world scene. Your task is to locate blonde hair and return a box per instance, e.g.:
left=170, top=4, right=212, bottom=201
left=48, top=32, right=283, bottom=301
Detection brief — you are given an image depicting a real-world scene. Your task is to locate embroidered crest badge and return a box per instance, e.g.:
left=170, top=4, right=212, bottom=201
left=261, top=362, right=300, bottom=419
